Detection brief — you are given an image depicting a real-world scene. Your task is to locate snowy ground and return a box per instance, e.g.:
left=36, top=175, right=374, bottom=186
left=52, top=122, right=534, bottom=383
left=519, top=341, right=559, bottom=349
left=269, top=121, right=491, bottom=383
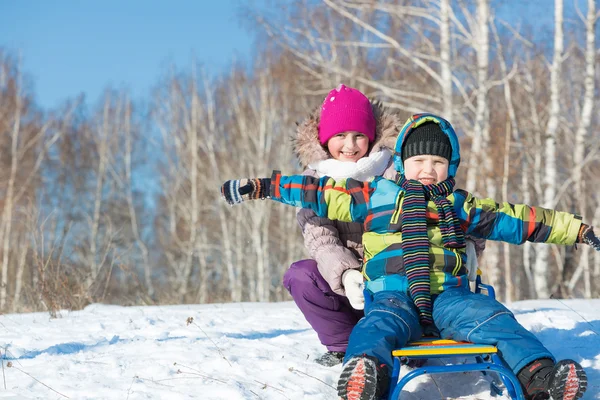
left=1, top=299, right=598, bottom=399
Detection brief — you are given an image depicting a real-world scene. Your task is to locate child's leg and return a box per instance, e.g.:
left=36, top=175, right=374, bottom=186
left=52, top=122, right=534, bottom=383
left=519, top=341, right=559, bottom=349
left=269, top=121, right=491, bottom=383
left=434, top=288, right=588, bottom=399
left=283, top=259, right=363, bottom=352
left=432, top=287, right=553, bottom=373
left=344, top=291, right=422, bottom=370
left=338, top=291, right=421, bottom=400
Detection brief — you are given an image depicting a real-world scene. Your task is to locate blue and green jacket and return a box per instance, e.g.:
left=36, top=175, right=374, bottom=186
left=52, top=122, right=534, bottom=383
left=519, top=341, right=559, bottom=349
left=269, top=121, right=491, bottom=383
left=268, top=114, right=582, bottom=293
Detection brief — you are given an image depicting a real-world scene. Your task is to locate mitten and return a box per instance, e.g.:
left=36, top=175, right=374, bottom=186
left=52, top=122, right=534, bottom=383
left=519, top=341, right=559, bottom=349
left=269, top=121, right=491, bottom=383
left=422, top=323, right=440, bottom=338
left=467, top=235, right=486, bottom=259
left=342, top=269, right=365, bottom=310
left=578, top=224, right=600, bottom=252
left=221, top=178, right=270, bottom=205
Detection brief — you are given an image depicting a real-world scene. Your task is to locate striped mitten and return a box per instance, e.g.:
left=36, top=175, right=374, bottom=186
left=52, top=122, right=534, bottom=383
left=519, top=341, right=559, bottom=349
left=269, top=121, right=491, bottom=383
left=578, top=224, right=600, bottom=252
left=221, top=178, right=270, bottom=205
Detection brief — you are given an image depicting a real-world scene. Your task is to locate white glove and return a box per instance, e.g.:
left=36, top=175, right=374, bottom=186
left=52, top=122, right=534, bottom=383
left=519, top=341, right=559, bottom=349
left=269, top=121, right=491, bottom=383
left=342, top=269, right=365, bottom=310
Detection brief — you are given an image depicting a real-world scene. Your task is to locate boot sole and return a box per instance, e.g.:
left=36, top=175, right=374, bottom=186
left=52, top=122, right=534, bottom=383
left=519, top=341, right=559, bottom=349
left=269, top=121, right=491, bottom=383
left=338, top=357, right=378, bottom=400
left=548, top=359, right=587, bottom=400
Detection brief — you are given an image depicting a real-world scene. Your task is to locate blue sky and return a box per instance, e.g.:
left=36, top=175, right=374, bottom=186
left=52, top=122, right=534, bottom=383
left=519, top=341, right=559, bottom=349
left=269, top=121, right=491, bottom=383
left=0, top=1, right=579, bottom=112
left=0, top=1, right=260, bottom=109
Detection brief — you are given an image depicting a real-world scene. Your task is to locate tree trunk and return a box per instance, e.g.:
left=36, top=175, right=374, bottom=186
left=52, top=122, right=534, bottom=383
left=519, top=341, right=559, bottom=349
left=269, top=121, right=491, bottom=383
left=11, top=232, right=28, bottom=312
left=465, top=0, right=490, bottom=196
left=124, top=96, right=154, bottom=299
left=568, top=0, right=596, bottom=296
left=533, top=0, right=563, bottom=298
left=88, top=96, right=111, bottom=290
left=439, top=0, right=453, bottom=120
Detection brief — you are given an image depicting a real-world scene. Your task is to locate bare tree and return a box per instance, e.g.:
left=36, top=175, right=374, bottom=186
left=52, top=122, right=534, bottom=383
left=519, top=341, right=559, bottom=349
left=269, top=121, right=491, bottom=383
left=87, top=96, right=111, bottom=289
left=532, top=0, right=564, bottom=298
left=566, top=0, right=597, bottom=298
left=0, top=53, right=66, bottom=310
left=123, top=96, right=154, bottom=299
left=152, top=53, right=308, bottom=303
left=439, top=0, right=453, bottom=119
left=464, top=0, right=490, bottom=196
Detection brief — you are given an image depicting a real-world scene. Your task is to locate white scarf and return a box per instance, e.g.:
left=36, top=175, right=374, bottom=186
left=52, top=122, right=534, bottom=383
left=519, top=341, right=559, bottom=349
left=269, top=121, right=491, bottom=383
left=308, top=149, right=392, bottom=182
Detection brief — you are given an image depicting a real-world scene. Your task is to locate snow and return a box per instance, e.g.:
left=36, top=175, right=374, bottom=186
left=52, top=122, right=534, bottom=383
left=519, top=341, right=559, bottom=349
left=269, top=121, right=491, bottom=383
left=1, top=299, right=598, bottom=399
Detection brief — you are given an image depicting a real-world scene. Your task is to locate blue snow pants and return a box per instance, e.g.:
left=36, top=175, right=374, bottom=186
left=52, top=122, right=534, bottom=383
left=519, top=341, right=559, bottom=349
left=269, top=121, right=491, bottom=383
left=344, top=287, right=554, bottom=375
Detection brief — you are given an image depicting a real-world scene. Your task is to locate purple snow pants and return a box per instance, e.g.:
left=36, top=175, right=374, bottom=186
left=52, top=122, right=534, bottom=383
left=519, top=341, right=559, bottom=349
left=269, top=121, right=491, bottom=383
left=283, top=259, right=364, bottom=352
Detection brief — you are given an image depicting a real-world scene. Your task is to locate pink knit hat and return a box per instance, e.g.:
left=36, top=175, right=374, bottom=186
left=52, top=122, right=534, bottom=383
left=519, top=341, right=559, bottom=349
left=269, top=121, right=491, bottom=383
left=318, top=84, right=376, bottom=145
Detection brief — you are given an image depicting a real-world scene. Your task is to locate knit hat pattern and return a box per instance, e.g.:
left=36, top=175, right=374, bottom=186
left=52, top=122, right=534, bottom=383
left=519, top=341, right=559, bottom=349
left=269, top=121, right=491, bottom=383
left=318, top=84, right=376, bottom=145
left=401, top=122, right=452, bottom=162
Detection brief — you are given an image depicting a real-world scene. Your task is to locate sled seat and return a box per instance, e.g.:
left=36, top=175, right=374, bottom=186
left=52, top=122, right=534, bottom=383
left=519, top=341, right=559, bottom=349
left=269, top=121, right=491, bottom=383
left=392, top=338, right=497, bottom=357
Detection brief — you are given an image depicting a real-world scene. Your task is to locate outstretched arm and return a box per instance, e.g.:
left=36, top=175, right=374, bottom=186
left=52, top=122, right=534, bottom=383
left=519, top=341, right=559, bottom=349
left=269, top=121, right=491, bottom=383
left=453, top=189, right=583, bottom=245
left=221, top=171, right=372, bottom=223
left=452, top=190, right=600, bottom=252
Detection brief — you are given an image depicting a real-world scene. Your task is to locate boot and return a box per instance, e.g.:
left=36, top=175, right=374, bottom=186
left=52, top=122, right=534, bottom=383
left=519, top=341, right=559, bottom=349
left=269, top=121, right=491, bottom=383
left=337, top=355, right=389, bottom=400
left=315, top=351, right=345, bottom=367
left=518, top=358, right=587, bottom=400
left=546, top=360, right=587, bottom=400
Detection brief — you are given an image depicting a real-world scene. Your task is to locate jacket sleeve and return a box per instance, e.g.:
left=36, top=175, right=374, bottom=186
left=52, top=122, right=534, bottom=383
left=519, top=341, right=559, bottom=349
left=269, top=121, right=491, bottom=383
left=297, top=208, right=362, bottom=295
left=295, top=169, right=361, bottom=295
left=269, top=171, right=371, bottom=224
left=453, top=189, right=582, bottom=245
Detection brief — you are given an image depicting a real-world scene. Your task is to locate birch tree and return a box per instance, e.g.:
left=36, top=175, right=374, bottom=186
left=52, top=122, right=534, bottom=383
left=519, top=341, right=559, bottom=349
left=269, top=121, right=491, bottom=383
left=533, top=0, right=564, bottom=298
left=257, top=0, right=458, bottom=115
left=464, top=0, right=490, bottom=196
left=566, top=0, right=597, bottom=298
left=153, top=73, right=200, bottom=302
left=152, top=55, right=304, bottom=303
left=87, top=96, right=111, bottom=289
left=517, top=60, right=547, bottom=298
left=0, top=53, right=66, bottom=310
left=123, top=96, right=154, bottom=299
left=67, top=91, right=139, bottom=301
left=439, top=0, right=453, bottom=120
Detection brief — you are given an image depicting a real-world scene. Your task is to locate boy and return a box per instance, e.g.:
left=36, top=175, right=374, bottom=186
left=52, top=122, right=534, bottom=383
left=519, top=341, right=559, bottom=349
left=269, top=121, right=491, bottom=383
left=221, top=113, right=597, bottom=400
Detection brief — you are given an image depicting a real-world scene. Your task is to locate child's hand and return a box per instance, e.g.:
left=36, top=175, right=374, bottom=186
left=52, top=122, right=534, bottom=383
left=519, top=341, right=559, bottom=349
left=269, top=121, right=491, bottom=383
left=579, top=224, right=600, bottom=251
left=342, top=269, right=365, bottom=310
left=422, top=324, right=440, bottom=338
left=221, top=178, right=270, bottom=205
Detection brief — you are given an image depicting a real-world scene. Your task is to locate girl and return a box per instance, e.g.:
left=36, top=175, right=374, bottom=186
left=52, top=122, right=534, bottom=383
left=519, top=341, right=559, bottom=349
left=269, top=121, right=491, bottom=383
left=282, top=84, right=399, bottom=366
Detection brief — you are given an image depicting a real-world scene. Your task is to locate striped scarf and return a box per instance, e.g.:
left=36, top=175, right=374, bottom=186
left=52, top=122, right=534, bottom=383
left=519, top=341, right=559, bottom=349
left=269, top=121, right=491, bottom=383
left=399, top=176, right=465, bottom=325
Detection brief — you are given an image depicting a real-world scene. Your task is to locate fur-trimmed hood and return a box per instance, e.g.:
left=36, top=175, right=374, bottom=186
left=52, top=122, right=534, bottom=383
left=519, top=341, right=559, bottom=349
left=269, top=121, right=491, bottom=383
left=293, top=100, right=402, bottom=169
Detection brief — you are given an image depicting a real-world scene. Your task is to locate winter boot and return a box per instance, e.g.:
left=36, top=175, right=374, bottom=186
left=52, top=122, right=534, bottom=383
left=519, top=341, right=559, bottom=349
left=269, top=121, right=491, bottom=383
left=315, top=351, right=345, bottom=367
left=518, top=358, right=587, bottom=400
left=337, top=355, right=389, bottom=400
left=547, top=360, right=587, bottom=400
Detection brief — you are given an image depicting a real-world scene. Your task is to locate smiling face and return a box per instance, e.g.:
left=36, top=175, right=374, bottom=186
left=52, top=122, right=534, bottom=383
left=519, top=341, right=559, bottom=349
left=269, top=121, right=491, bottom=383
left=403, top=154, right=449, bottom=185
left=326, top=131, right=370, bottom=162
